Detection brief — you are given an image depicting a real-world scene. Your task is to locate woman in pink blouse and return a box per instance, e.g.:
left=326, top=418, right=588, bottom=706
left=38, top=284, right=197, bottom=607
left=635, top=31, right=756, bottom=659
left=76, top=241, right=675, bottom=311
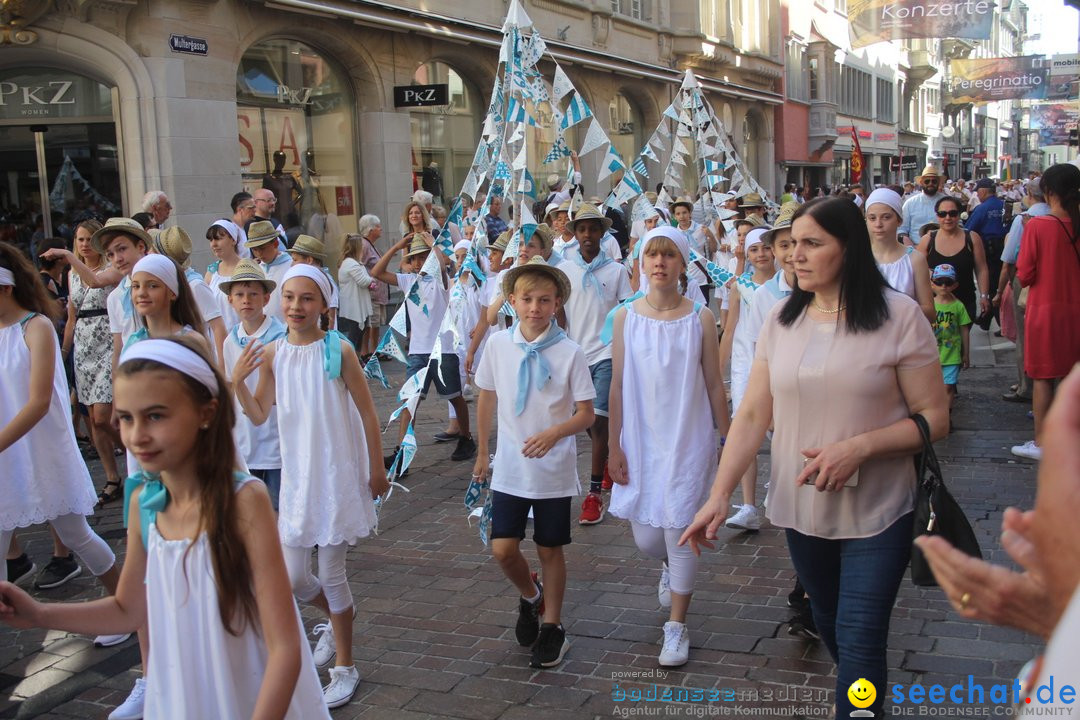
left=682, top=197, right=949, bottom=718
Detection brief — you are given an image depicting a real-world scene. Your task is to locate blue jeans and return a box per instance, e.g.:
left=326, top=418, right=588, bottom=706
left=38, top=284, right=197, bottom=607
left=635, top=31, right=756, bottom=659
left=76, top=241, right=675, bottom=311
left=785, top=512, right=913, bottom=719
left=249, top=468, right=281, bottom=511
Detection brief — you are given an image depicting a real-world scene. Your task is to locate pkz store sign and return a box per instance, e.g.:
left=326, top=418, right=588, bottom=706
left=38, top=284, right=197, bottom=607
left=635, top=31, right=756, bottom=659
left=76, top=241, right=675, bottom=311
left=0, top=70, right=113, bottom=121
left=394, top=84, right=449, bottom=108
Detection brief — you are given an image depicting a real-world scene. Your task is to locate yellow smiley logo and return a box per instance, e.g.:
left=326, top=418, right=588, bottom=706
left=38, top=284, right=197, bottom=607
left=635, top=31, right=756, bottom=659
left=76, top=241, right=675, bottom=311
left=848, top=678, right=876, bottom=709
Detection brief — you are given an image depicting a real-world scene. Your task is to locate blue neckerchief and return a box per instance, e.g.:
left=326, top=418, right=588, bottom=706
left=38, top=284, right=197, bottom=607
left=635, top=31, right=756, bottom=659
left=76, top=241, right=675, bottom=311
left=123, top=470, right=168, bottom=549
left=262, top=253, right=291, bottom=273
left=207, top=260, right=221, bottom=274
left=122, top=326, right=150, bottom=352
left=323, top=330, right=354, bottom=380
left=572, top=251, right=615, bottom=298
left=513, top=320, right=566, bottom=416
left=762, top=273, right=792, bottom=301
left=228, top=316, right=286, bottom=348
left=119, top=276, right=134, bottom=317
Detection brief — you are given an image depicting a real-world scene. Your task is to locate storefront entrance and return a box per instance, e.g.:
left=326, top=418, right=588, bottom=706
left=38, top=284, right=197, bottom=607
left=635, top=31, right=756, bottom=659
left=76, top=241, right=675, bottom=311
left=0, top=68, right=123, bottom=253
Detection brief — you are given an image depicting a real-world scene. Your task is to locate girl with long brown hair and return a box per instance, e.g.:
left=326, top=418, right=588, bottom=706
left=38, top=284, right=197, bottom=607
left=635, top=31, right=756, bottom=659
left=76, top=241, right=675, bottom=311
left=0, top=336, right=331, bottom=718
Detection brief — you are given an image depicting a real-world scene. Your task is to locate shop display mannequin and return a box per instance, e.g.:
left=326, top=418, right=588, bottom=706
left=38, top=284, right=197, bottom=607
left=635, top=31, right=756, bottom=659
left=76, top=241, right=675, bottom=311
left=262, top=150, right=300, bottom=221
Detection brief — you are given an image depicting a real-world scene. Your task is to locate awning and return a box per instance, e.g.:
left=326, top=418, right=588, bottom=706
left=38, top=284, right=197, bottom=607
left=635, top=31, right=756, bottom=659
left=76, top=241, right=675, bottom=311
left=263, top=0, right=784, bottom=106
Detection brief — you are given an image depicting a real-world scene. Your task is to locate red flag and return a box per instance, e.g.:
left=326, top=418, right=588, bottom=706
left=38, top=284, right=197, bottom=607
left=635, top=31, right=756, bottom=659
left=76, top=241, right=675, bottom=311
left=850, top=126, right=864, bottom=185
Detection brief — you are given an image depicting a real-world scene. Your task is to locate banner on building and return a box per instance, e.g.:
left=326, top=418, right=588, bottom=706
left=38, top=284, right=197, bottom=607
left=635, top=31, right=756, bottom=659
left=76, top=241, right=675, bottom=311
left=1047, top=53, right=1080, bottom=100
left=946, top=56, right=1049, bottom=104
left=1029, top=104, right=1080, bottom=146
left=848, top=0, right=994, bottom=49
left=850, top=127, right=864, bottom=184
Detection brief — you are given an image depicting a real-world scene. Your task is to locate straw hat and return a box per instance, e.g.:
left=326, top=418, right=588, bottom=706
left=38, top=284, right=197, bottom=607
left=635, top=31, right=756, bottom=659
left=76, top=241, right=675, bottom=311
left=155, top=226, right=193, bottom=268
left=91, top=217, right=153, bottom=256
left=244, top=220, right=280, bottom=248
left=918, top=165, right=941, bottom=179
left=529, top=223, right=556, bottom=253
left=501, top=256, right=572, bottom=301
left=670, top=196, right=694, bottom=213
left=567, top=203, right=612, bottom=232
left=488, top=230, right=512, bottom=252
left=217, top=258, right=276, bottom=294
left=735, top=214, right=767, bottom=229
left=405, top=235, right=431, bottom=258
left=764, top=202, right=799, bottom=243
left=738, top=192, right=765, bottom=208
left=289, top=234, right=326, bottom=263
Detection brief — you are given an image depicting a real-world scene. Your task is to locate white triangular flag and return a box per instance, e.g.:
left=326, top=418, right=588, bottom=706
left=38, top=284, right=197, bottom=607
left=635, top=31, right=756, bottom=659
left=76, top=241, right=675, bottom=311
left=578, top=117, right=608, bottom=157
left=552, top=65, right=574, bottom=102
left=512, top=142, right=527, bottom=170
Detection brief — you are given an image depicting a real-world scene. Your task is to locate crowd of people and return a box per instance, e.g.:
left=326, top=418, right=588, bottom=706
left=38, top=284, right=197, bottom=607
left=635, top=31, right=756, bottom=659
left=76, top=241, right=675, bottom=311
left=0, top=160, right=1077, bottom=719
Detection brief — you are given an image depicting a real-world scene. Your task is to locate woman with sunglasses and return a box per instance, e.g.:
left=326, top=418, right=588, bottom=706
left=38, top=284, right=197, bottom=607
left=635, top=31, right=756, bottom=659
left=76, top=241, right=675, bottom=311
left=918, top=196, right=990, bottom=321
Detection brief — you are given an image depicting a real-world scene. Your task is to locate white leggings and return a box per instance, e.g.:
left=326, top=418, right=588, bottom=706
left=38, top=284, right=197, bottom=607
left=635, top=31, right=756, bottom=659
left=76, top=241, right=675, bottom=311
left=0, top=513, right=115, bottom=583
left=281, top=543, right=352, bottom=615
left=630, top=522, right=700, bottom=596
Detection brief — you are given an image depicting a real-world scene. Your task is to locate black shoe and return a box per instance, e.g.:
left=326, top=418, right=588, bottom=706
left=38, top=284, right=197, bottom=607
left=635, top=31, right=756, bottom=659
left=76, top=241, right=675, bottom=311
left=530, top=623, right=569, bottom=668
left=6, top=553, right=37, bottom=587
left=788, top=609, right=821, bottom=641
left=433, top=431, right=461, bottom=443
left=34, top=553, right=82, bottom=590
left=450, top=436, right=477, bottom=462
left=787, top=580, right=809, bottom=611
left=515, top=574, right=544, bottom=647
left=384, top=446, right=400, bottom=471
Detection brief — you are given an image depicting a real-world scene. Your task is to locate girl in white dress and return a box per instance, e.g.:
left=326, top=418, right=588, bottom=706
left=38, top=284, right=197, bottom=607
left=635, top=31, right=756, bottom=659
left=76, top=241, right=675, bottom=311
left=864, top=188, right=936, bottom=324
left=204, top=219, right=244, bottom=332
left=233, top=264, right=389, bottom=709
left=0, top=336, right=331, bottom=719
left=607, top=227, right=730, bottom=667
left=0, top=243, right=121, bottom=593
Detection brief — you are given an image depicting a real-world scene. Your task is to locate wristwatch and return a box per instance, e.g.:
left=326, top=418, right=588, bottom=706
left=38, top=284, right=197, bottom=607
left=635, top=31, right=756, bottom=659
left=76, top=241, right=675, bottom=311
left=979, top=293, right=989, bottom=299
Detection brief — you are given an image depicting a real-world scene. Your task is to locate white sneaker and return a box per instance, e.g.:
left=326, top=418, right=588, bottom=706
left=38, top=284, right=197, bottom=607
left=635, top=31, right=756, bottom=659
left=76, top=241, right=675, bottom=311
left=94, top=633, right=132, bottom=648
left=657, top=562, right=671, bottom=609
left=311, top=623, right=336, bottom=668
left=108, top=677, right=146, bottom=720
left=323, top=665, right=360, bottom=709
left=1010, top=440, right=1042, bottom=461
left=658, top=621, right=689, bottom=667
left=725, top=503, right=761, bottom=531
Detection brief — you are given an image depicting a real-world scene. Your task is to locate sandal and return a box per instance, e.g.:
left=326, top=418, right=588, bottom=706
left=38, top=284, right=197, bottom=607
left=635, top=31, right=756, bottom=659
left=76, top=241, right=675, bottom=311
left=96, top=480, right=122, bottom=508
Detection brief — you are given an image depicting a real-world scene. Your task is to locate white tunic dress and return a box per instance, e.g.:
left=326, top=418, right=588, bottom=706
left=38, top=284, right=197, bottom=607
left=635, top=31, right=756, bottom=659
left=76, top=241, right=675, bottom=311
left=273, top=336, right=377, bottom=547
left=0, top=315, right=97, bottom=531
left=609, top=304, right=718, bottom=528
left=877, top=248, right=917, bottom=301
left=144, top=477, right=329, bottom=719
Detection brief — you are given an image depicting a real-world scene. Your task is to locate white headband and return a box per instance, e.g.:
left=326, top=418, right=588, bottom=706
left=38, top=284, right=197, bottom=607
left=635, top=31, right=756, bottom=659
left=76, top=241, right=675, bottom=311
left=744, top=227, right=769, bottom=250
left=282, top=263, right=332, bottom=304
left=453, top=240, right=471, bottom=253
left=132, top=254, right=180, bottom=295
left=119, top=338, right=219, bottom=396
left=0, top=267, right=14, bottom=287
left=641, top=226, right=690, bottom=265
left=865, top=188, right=904, bottom=217
left=209, top=219, right=241, bottom=248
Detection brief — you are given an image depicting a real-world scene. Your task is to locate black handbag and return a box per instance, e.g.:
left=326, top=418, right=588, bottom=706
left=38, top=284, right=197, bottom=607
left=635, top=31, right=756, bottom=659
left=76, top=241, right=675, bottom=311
left=909, top=413, right=982, bottom=586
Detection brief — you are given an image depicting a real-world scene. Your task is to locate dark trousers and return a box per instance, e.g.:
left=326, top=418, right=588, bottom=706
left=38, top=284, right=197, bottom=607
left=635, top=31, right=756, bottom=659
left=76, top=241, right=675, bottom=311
left=785, top=512, right=914, bottom=719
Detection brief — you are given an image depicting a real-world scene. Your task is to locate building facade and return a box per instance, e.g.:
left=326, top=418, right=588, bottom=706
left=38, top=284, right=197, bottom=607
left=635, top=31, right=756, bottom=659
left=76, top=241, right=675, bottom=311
left=0, top=0, right=780, bottom=269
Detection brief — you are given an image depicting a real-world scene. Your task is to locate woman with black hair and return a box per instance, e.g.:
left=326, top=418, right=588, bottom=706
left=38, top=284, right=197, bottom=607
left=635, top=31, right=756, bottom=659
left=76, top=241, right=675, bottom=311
left=918, top=195, right=990, bottom=321
left=682, top=197, right=949, bottom=718
left=1011, top=163, right=1080, bottom=462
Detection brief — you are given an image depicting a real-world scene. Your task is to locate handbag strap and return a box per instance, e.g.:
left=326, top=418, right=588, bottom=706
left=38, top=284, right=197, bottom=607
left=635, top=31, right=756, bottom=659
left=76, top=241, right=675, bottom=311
left=910, top=413, right=943, bottom=484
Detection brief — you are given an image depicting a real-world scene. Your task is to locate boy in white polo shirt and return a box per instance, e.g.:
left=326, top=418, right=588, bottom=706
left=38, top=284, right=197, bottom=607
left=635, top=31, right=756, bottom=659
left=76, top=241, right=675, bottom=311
left=558, top=204, right=634, bottom=525
left=245, top=219, right=292, bottom=322
left=219, top=259, right=287, bottom=509
left=472, top=257, right=596, bottom=669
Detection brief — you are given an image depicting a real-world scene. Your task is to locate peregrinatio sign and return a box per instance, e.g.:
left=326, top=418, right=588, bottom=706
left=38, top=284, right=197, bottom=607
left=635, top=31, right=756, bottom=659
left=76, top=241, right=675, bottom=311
left=947, top=56, right=1050, bottom=104
left=848, top=0, right=994, bottom=48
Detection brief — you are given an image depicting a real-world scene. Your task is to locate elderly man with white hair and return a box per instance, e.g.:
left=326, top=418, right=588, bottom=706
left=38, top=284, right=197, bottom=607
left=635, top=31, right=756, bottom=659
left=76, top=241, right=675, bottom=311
left=141, top=191, right=171, bottom=229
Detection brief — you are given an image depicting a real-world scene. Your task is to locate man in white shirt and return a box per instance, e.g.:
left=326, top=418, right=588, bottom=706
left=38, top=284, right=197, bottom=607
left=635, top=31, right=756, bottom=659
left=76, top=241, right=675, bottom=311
left=899, top=165, right=947, bottom=245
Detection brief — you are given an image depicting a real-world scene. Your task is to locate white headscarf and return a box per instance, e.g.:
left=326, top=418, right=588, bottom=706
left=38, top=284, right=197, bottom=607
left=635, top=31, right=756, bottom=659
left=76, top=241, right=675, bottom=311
left=641, top=226, right=690, bottom=265
left=132, top=254, right=181, bottom=295
left=281, top=263, right=332, bottom=305
left=119, top=338, right=219, bottom=396
left=865, top=188, right=904, bottom=217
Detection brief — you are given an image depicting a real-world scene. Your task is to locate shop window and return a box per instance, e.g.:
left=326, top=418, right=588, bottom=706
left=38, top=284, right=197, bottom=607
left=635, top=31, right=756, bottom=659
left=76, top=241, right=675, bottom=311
left=608, top=92, right=643, bottom=179
left=410, top=61, right=479, bottom=207
left=236, top=38, right=358, bottom=238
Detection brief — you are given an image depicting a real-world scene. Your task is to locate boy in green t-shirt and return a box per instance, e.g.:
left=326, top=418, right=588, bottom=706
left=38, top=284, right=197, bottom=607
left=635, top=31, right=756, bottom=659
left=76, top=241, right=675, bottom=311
left=931, top=263, right=971, bottom=407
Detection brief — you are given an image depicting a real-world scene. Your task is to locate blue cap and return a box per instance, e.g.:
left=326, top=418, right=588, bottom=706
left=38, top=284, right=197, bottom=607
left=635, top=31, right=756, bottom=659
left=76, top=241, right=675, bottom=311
left=932, top=264, right=957, bottom=282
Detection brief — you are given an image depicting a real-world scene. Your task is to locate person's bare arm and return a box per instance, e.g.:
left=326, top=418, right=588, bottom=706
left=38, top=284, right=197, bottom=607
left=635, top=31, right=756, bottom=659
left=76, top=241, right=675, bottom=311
left=969, top=230, right=991, bottom=315
left=371, top=237, right=410, bottom=286
left=472, top=389, right=496, bottom=480
left=61, top=280, right=77, bottom=356
left=40, top=249, right=121, bottom=289
left=909, top=250, right=936, bottom=324
left=340, top=342, right=389, bottom=498
left=717, top=292, right=741, bottom=375
left=232, top=341, right=277, bottom=426
left=0, top=317, right=56, bottom=454
left=699, top=307, right=730, bottom=438
left=607, top=309, right=629, bottom=485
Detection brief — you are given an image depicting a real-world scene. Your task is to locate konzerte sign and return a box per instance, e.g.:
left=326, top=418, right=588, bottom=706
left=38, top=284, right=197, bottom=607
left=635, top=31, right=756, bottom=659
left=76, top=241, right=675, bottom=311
left=849, top=0, right=994, bottom=49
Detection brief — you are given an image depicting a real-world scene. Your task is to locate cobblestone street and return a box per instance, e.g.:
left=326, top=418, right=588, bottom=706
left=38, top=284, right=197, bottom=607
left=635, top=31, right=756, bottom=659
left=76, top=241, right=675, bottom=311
left=1, top=328, right=1043, bottom=719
